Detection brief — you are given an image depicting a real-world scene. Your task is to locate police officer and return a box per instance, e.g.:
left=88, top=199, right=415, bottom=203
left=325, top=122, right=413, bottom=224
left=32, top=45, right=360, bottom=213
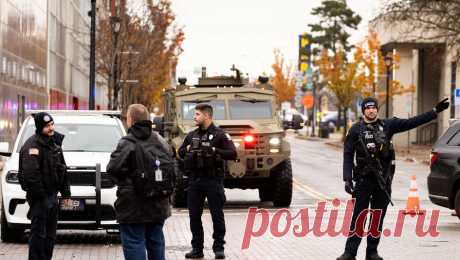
left=178, top=104, right=237, bottom=259
left=19, top=112, right=71, bottom=260
left=336, top=97, right=449, bottom=260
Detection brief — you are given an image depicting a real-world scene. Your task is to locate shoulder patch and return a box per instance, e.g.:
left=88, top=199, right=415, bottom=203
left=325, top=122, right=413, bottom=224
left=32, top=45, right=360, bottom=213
left=29, top=148, right=39, bottom=155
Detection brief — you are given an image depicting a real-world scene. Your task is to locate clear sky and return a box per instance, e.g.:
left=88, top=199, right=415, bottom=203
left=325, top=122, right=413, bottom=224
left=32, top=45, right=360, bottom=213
left=170, top=0, right=383, bottom=84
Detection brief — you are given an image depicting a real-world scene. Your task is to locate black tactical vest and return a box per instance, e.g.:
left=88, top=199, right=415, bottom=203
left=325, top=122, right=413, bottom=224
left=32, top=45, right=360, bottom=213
left=354, top=120, right=396, bottom=182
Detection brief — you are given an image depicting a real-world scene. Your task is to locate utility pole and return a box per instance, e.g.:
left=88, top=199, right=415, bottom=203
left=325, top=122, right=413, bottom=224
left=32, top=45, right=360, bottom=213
left=311, top=71, right=319, bottom=137
left=88, top=0, right=97, bottom=110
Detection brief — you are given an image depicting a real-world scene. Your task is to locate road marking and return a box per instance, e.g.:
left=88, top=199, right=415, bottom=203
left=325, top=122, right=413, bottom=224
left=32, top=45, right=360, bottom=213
left=293, top=178, right=334, bottom=201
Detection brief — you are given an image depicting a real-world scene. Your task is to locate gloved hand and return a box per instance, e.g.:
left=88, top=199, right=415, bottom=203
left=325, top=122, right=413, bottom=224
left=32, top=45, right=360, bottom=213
left=344, top=179, right=354, bottom=195
left=435, top=98, right=449, bottom=113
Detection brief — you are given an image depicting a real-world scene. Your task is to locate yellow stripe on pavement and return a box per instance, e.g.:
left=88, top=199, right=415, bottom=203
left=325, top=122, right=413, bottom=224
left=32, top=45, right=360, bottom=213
left=293, top=178, right=333, bottom=201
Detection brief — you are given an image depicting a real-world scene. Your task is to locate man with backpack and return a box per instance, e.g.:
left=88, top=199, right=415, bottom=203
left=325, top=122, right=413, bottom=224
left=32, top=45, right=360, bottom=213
left=107, top=104, right=174, bottom=260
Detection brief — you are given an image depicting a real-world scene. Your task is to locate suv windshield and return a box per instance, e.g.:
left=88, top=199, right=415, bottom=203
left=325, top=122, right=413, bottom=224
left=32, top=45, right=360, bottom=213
left=182, top=100, right=226, bottom=120
left=229, top=100, right=272, bottom=119
left=17, top=123, right=123, bottom=153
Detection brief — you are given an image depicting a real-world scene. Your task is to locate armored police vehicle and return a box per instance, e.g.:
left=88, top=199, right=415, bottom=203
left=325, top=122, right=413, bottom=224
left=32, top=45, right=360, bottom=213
left=158, top=67, right=303, bottom=208
left=0, top=111, right=125, bottom=242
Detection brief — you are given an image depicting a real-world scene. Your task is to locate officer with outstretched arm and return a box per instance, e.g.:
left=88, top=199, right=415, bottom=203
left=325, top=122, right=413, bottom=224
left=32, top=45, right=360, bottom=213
left=337, top=97, right=449, bottom=260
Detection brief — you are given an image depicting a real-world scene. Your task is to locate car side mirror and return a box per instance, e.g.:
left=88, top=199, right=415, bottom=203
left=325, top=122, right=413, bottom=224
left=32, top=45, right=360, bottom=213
left=291, top=114, right=304, bottom=130
left=0, top=142, right=11, bottom=157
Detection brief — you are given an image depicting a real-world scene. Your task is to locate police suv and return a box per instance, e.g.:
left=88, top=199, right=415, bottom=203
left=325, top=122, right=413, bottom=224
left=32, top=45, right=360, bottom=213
left=0, top=111, right=126, bottom=242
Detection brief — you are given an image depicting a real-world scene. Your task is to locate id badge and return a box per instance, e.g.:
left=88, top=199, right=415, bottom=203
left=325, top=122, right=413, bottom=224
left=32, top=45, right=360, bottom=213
left=155, top=169, right=163, bottom=182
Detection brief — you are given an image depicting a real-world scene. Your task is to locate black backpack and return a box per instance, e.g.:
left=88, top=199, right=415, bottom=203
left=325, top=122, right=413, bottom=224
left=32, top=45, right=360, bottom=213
left=124, top=133, right=175, bottom=198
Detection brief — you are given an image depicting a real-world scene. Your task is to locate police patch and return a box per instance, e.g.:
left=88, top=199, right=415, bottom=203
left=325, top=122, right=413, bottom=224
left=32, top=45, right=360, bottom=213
left=29, top=148, right=39, bottom=155
left=43, top=115, right=51, bottom=122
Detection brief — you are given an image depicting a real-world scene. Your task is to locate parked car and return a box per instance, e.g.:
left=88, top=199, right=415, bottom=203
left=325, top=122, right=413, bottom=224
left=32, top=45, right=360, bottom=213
left=320, top=110, right=356, bottom=132
left=278, top=109, right=307, bottom=130
left=428, top=119, right=460, bottom=218
left=0, top=110, right=126, bottom=242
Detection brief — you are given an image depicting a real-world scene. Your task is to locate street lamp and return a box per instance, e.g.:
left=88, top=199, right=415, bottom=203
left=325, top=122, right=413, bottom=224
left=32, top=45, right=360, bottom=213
left=384, top=55, right=393, bottom=118
left=110, top=16, right=121, bottom=110
left=110, top=16, right=121, bottom=33
left=89, top=0, right=96, bottom=110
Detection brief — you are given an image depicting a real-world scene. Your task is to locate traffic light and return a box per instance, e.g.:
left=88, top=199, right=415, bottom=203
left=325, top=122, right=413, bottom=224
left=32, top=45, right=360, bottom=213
left=298, top=34, right=312, bottom=73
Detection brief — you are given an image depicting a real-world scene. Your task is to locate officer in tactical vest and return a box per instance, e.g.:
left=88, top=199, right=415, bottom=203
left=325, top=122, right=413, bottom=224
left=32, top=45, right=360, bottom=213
left=178, top=104, right=237, bottom=259
left=337, top=97, right=450, bottom=260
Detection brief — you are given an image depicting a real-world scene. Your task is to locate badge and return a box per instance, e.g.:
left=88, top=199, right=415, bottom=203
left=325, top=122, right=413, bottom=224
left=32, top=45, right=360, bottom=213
left=155, top=159, right=161, bottom=167
left=44, top=115, right=51, bottom=122
left=29, top=148, right=39, bottom=155
left=155, top=169, right=163, bottom=182
left=209, top=134, right=214, bottom=140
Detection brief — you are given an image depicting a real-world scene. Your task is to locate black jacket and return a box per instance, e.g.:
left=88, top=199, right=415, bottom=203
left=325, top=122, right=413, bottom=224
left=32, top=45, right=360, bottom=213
left=19, top=132, right=70, bottom=202
left=343, top=110, right=438, bottom=181
left=107, top=120, right=172, bottom=224
left=178, top=123, right=237, bottom=161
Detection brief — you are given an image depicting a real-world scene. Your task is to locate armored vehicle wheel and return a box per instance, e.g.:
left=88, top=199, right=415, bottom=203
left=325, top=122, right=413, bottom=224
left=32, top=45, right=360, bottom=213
left=272, top=160, right=293, bottom=207
left=1, top=204, right=24, bottom=243
left=172, top=160, right=188, bottom=208
left=258, top=187, right=274, bottom=202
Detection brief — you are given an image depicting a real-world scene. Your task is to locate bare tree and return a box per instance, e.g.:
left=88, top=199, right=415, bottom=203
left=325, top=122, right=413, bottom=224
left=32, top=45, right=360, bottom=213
left=382, top=0, right=460, bottom=60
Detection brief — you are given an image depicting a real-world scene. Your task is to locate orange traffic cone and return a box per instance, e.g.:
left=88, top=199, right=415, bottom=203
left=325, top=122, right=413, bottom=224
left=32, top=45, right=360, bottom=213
left=404, top=175, right=424, bottom=215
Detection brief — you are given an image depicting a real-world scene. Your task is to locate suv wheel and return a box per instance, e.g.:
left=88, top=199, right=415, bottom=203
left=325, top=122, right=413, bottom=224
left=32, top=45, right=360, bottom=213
left=172, top=160, right=188, bottom=208
left=271, top=160, right=293, bottom=207
left=1, top=204, right=24, bottom=243
left=455, top=189, right=460, bottom=220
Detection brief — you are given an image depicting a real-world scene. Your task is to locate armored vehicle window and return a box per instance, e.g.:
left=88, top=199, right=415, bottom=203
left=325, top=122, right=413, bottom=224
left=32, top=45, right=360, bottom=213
left=229, top=100, right=272, bottom=119
left=182, top=100, right=226, bottom=120
left=17, top=124, right=123, bottom=153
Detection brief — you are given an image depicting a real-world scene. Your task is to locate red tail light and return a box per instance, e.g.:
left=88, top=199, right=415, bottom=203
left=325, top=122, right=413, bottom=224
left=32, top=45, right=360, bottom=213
left=430, top=152, right=438, bottom=167
left=243, top=134, right=256, bottom=149
left=244, top=135, right=255, bottom=143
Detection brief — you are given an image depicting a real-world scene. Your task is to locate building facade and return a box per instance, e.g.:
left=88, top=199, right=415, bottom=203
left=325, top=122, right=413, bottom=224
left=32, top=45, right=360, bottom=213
left=371, top=15, right=460, bottom=147
left=0, top=0, right=108, bottom=147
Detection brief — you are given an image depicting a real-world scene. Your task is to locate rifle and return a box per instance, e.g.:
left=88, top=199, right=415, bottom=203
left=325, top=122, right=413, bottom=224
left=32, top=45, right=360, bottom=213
left=357, top=136, right=394, bottom=206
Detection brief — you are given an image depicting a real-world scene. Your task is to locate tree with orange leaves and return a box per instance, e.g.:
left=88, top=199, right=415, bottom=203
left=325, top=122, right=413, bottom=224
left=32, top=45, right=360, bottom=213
left=357, top=31, right=415, bottom=102
left=271, top=49, right=296, bottom=107
left=96, top=0, right=184, bottom=111
left=315, top=30, right=415, bottom=140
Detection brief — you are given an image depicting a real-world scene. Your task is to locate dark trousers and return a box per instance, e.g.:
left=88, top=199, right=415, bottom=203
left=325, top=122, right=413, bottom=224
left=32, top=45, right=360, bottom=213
left=119, top=222, right=165, bottom=260
left=28, top=195, right=58, bottom=260
left=187, top=176, right=226, bottom=252
left=344, top=177, right=390, bottom=256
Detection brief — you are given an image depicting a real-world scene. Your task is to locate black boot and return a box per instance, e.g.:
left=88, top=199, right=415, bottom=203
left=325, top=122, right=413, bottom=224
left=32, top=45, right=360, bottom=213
left=185, top=248, right=204, bottom=259
left=214, top=250, right=225, bottom=259
left=366, top=253, right=383, bottom=260
left=337, top=252, right=356, bottom=260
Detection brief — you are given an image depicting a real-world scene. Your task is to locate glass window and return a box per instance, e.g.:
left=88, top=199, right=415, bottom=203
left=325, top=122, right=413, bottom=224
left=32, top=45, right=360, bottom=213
left=17, top=124, right=123, bottom=153
left=229, top=100, right=272, bottom=119
left=447, top=130, right=460, bottom=146
left=182, top=100, right=226, bottom=120
left=1, top=57, right=6, bottom=74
